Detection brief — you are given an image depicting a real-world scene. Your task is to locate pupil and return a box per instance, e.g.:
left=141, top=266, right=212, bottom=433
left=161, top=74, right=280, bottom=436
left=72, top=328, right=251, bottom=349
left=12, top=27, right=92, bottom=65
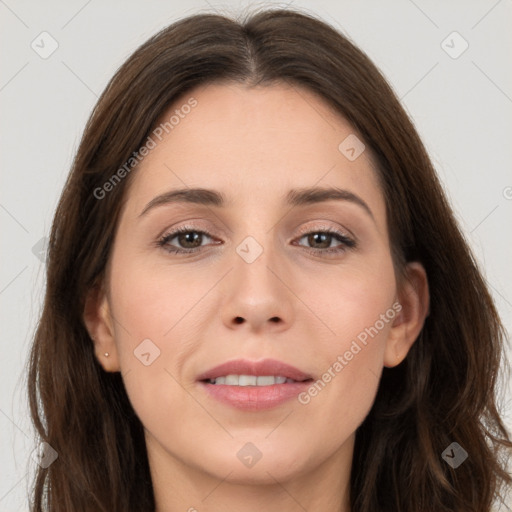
left=180, top=232, right=201, bottom=248
left=309, top=233, right=330, bottom=248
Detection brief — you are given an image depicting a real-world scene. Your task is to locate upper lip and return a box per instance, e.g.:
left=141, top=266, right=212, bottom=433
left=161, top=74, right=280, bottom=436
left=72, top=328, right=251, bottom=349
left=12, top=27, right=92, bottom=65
left=197, top=358, right=313, bottom=382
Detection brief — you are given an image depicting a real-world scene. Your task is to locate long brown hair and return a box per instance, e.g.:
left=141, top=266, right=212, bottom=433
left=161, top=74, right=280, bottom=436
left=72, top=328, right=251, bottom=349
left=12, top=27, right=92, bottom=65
left=27, top=7, right=511, bottom=511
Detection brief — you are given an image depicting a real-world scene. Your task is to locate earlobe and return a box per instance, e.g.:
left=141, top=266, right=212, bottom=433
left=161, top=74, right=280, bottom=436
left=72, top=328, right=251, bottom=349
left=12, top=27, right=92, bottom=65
left=384, top=262, right=430, bottom=368
left=83, top=284, right=121, bottom=372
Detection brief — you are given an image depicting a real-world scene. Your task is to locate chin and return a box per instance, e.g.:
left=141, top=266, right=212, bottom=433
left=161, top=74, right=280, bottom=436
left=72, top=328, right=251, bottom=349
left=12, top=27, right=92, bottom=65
left=176, top=435, right=308, bottom=482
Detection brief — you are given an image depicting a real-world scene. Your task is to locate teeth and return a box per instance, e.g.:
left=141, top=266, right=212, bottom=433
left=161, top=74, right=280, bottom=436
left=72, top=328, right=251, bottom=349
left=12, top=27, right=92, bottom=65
left=208, top=374, right=296, bottom=386
left=225, top=375, right=239, bottom=385
left=239, top=375, right=257, bottom=386
left=257, top=376, right=277, bottom=386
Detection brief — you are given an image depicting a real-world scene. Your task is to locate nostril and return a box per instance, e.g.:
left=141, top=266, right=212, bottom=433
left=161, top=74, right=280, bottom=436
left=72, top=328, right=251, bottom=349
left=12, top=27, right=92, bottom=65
left=234, top=317, right=244, bottom=324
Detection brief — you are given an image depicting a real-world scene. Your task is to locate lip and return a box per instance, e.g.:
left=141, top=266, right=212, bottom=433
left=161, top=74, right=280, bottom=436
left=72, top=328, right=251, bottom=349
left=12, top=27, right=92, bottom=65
left=196, top=358, right=314, bottom=411
left=196, top=358, right=313, bottom=382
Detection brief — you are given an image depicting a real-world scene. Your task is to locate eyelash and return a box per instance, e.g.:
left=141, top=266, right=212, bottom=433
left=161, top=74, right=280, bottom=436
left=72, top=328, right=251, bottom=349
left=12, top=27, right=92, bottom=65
left=156, top=225, right=356, bottom=257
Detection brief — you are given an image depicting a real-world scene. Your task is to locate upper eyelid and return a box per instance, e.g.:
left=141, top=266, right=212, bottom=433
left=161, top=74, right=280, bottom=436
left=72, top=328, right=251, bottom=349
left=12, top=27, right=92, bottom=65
left=294, top=222, right=353, bottom=238
left=160, top=218, right=353, bottom=236
left=160, top=224, right=350, bottom=238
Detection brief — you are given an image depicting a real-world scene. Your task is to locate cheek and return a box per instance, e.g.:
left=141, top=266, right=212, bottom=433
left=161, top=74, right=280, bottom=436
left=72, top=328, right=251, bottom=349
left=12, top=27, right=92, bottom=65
left=297, top=256, right=397, bottom=420
left=306, top=250, right=397, bottom=350
left=107, top=250, right=210, bottom=407
left=297, top=314, right=393, bottom=453
left=108, top=253, right=193, bottom=343
left=107, top=256, right=194, bottom=434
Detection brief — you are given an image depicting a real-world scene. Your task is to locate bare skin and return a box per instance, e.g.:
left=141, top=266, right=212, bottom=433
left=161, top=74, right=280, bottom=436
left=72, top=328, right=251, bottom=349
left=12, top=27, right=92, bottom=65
left=84, top=82, right=429, bottom=512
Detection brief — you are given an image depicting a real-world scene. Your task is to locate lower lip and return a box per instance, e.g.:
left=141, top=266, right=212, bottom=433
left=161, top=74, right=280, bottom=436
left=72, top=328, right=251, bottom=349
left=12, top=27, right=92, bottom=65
left=198, top=380, right=313, bottom=411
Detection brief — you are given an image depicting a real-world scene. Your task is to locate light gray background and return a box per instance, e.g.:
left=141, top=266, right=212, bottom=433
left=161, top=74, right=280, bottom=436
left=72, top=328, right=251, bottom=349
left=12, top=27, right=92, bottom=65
left=1, top=0, right=511, bottom=510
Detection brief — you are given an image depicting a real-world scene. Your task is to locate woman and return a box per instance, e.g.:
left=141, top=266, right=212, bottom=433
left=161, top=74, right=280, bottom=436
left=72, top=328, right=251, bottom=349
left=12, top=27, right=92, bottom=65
left=27, top=6, right=512, bottom=511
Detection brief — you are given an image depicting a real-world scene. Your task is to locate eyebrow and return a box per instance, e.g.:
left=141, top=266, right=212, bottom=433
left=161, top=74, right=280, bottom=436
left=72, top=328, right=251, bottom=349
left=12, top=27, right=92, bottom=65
left=138, top=186, right=374, bottom=221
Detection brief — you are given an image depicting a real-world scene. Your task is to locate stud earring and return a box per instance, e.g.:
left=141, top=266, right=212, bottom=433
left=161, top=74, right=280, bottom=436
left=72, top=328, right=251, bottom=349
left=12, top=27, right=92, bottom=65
left=104, top=352, right=110, bottom=357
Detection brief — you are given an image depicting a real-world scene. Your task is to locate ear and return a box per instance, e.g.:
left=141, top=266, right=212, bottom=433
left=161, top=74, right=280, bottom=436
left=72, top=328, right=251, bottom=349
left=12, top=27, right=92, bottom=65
left=83, top=283, right=120, bottom=372
left=384, top=261, right=430, bottom=368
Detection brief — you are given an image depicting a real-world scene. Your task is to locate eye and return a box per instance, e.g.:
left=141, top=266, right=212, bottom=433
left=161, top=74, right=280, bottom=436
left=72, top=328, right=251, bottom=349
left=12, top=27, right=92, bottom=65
left=156, top=225, right=356, bottom=256
left=157, top=226, right=216, bottom=254
left=294, top=229, right=356, bottom=255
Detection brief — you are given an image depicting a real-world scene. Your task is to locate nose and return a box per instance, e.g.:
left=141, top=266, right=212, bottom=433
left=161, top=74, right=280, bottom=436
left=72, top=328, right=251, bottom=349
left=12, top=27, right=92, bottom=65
left=219, top=236, right=296, bottom=334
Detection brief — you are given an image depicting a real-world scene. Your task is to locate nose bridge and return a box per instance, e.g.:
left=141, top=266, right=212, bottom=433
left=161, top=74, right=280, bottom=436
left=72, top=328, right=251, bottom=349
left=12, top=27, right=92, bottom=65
left=219, top=225, right=295, bottom=330
left=233, top=228, right=283, bottom=295
left=230, top=201, right=281, bottom=278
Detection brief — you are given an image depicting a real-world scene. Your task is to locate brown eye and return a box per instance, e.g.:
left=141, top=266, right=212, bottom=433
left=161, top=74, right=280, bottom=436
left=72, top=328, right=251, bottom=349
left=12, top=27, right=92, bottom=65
left=176, top=231, right=203, bottom=249
left=296, top=230, right=356, bottom=254
left=157, top=227, right=215, bottom=254
left=306, top=232, right=334, bottom=249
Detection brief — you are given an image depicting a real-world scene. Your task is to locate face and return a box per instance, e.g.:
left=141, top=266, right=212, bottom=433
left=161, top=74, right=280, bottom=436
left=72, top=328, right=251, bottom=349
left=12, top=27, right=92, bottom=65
left=87, top=82, right=427, bottom=489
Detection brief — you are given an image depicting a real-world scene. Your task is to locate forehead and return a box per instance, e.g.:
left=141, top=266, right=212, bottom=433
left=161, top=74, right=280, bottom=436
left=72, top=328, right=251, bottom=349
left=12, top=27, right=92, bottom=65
left=125, top=82, right=385, bottom=223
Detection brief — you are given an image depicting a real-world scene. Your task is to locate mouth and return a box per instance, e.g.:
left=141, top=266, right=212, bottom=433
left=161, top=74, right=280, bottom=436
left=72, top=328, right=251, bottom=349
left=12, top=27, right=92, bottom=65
left=196, top=358, right=314, bottom=410
left=196, top=357, right=313, bottom=382
left=203, top=375, right=310, bottom=386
